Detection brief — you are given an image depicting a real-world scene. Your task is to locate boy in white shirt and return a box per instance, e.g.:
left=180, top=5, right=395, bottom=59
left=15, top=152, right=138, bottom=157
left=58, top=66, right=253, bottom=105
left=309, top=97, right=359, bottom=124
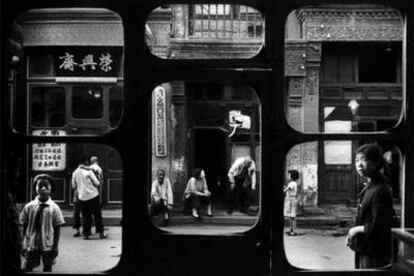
left=20, top=174, right=65, bottom=272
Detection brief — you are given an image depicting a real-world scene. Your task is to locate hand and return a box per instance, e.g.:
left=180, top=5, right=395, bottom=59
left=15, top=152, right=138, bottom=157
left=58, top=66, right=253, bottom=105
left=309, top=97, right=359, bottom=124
left=205, top=190, right=211, bottom=197
left=167, top=205, right=173, bottom=211
left=230, top=182, right=235, bottom=190
left=251, top=186, right=256, bottom=191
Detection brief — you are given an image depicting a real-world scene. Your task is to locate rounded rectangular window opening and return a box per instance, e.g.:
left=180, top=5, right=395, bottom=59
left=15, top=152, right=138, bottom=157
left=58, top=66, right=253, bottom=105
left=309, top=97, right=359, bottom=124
left=8, top=8, right=124, bottom=135
left=284, top=5, right=403, bottom=133
left=149, top=81, right=261, bottom=234
left=6, top=143, right=122, bottom=273
left=146, top=5, right=264, bottom=59
left=284, top=141, right=402, bottom=270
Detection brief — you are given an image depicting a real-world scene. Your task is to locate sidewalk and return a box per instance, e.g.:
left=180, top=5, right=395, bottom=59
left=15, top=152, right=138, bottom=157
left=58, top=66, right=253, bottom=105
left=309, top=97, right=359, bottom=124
left=61, top=204, right=402, bottom=229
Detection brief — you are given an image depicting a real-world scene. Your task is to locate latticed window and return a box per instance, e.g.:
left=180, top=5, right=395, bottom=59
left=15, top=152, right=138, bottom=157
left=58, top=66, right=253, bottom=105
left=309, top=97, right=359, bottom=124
left=188, top=4, right=264, bottom=38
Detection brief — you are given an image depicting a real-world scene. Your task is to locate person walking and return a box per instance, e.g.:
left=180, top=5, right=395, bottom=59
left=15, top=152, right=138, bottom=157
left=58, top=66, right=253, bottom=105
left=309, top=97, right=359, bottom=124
left=20, top=174, right=65, bottom=272
left=184, top=168, right=213, bottom=219
left=72, top=156, right=108, bottom=239
left=284, top=170, right=299, bottom=236
left=346, top=143, right=394, bottom=269
left=150, top=169, right=173, bottom=225
left=227, top=156, right=256, bottom=214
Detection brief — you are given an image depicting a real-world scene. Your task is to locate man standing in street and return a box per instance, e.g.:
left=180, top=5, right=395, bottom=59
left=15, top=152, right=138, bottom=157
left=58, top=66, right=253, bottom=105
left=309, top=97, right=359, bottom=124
left=227, top=156, right=256, bottom=214
left=72, top=156, right=108, bottom=239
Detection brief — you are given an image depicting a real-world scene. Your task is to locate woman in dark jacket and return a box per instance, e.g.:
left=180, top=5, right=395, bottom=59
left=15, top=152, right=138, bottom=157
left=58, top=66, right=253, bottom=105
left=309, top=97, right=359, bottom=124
left=347, top=143, right=394, bottom=269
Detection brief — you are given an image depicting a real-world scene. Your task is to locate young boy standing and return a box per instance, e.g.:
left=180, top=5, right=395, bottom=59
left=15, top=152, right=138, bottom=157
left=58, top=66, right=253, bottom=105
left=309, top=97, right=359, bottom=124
left=20, top=174, right=65, bottom=272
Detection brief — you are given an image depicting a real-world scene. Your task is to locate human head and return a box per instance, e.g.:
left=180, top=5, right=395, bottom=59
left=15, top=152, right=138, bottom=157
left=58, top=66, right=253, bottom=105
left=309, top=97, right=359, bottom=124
left=355, top=143, right=384, bottom=178
left=157, top=169, right=165, bottom=183
left=244, top=156, right=253, bottom=167
left=192, top=168, right=205, bottom=179
left=34, top=174, right=53, bottom=201
left=288, top=170, right=299, bottom=181
left=78, top=156, right=89, bottom=166
left=90, top=155, right=99, bottom=165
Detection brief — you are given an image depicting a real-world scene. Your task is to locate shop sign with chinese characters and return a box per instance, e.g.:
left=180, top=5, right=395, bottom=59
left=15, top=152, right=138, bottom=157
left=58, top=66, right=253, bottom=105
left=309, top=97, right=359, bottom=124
left=32, top=130, right=66, bottom=171
left=54, top=46, right=122, bottom=77
left=154, top=86, right=167, bottom=157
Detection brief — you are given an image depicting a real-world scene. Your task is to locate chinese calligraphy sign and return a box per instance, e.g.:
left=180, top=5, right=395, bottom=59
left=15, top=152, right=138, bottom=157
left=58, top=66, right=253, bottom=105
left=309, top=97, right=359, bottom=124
left=32, top=130, right=66, bottom=171
left=53, top=47, right=121, bottom=77
left=154, top=86, right=167, bottom=157
left=59, top=52, right=112, bottom=72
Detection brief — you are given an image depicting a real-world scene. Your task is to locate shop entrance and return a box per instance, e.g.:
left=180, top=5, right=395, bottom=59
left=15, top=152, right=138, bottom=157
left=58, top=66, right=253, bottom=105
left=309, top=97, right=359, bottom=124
left=193, top=129, right=227, bottom=204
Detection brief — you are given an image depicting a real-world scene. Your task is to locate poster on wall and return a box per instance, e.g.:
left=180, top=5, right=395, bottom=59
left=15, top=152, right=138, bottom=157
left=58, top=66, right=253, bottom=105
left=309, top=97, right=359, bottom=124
left=32, top=130, right=66, bottom=171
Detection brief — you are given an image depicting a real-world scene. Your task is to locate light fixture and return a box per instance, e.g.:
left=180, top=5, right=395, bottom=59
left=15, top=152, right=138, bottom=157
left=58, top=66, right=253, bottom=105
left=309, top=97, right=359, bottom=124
left=348, top=99, right=360, bottom=116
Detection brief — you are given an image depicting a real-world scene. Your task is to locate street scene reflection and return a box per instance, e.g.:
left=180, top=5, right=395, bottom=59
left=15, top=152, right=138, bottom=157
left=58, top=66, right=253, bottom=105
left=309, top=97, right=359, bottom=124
left=6, top=8, right=123, bottom=273
left=6, top=144, right=122, bottom=273
left=146, top=5, right=264, bottom=59
left=284, top=141, right=401, bottom=269
left=150, top=82, right=261, bottom=234
left=284, top=5, right=403, bottom=269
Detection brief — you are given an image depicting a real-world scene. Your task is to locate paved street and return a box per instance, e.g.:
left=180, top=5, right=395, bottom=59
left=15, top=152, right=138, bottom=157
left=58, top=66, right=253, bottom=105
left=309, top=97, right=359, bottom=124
left=25, top=225, right=355, bottom=272
left=28, top=226, right=122, bottom=273
left=284, top=228, right=354, bottom=270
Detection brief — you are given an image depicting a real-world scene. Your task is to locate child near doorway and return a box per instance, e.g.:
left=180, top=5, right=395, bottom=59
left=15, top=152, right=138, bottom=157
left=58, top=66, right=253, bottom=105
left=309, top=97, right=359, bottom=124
left=284, top=170, right=299, bottom=236
left=20, top=174, right=65, bottom=272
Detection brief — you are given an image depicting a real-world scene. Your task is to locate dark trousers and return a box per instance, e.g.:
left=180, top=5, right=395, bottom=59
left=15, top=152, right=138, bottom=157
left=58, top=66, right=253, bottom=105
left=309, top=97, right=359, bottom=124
left=73, top=202, right=81, bottom=230
left=229, top=180, right=251, bottom=212
left=149, top=199, right=169, bottom=217
left=80, top=196, right=104, bottom=236
left=185, top=194, right=211, bottom=210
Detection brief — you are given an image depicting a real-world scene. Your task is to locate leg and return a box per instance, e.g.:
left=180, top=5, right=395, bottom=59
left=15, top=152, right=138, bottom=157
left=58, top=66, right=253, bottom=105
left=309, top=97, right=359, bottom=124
left=80, top=200, right=92, bottom=238
left=200, top=195, right=212, bottom=216
left=91, top=196, right=106, bottom=238
left=42, top=251, right=56, bottom=272
left=239, top=185, right=248, bottom=213
left=190, top=195, right=200, bottom=218
left=73, top=202, right=81, bottom=236
left=22, top=251, right=41, bottom=272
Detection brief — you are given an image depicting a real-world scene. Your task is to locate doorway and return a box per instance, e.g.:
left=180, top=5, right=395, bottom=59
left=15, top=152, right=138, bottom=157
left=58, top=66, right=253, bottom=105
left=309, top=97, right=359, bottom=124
left=193, top=129, right=227, bottom=204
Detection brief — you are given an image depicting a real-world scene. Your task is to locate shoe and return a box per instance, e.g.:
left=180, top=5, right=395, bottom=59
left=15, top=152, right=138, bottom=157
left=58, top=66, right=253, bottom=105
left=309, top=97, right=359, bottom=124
left=207, top=213, right=213, bottom=217
left=73, top=231, right=81, bottom=237
left=83, top=235, right=90, bottom=240
left=163, top=218, right=170, bottom=226
left=227, top=209, right=234, bottom=214
left=192, top=213, right=200, bottom=220
left=99, top=233, right=108, bottom=239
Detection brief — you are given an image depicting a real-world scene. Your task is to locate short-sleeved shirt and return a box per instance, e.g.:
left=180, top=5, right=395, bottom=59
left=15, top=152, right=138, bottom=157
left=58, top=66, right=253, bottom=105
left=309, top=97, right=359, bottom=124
left=72, top=166, right=100, bottom=201
left=285, top=181, right=298, bottom=197
left=20, top=197, right=65, bottom=252
left=151, top=178, right=173, bottom=205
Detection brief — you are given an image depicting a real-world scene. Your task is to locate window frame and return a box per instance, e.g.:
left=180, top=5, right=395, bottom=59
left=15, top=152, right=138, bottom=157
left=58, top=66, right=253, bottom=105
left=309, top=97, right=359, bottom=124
left=1, top=1, right=414, bottom=276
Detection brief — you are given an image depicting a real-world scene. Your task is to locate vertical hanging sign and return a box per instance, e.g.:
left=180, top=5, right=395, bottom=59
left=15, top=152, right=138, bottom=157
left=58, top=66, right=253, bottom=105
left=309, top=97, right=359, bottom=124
left=32, top=130, right=66, bottom=171
left=154, top=86, right=167, bottom=157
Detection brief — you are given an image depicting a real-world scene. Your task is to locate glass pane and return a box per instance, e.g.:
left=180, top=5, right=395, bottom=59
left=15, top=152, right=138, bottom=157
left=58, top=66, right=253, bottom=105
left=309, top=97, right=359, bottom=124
left=28, top=55, right=54, bottom=77
left=146, top=5, right=264, bottom=59
left=285, top=5, right=403, bottom=133
left=109, top=86, right=124, bottom=128
left=31, top=86, right=66, bottom=127
left=72, top=87, right=103, bottom=119
left=5, top=143, right=122, bottom=272
left=284, top=141, right=402, bottom=270
left=9, top=8, right=124, bottom=135
left=150, top=81, right=261, bottom=234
